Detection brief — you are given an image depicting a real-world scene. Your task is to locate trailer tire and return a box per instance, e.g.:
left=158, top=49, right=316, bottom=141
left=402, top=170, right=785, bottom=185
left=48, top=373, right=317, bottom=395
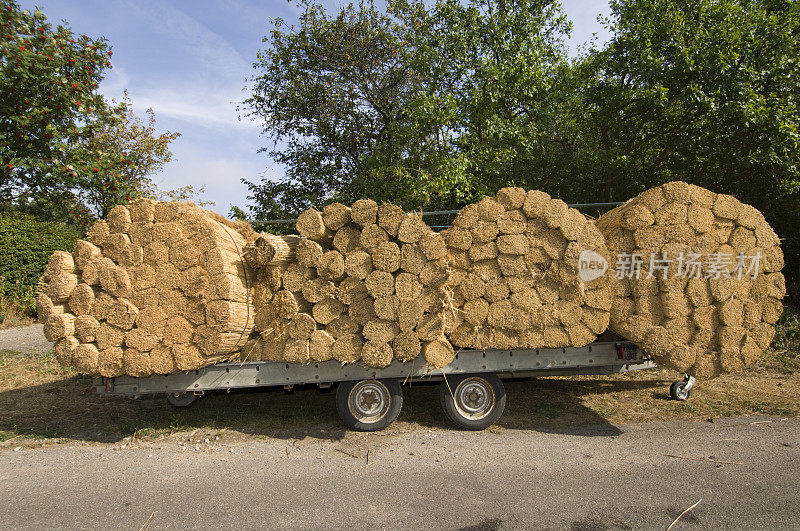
left=166, top=392, right=198, bottom=407
left=670, top=380, right=691, bottom=401
left=336, top=379, right=403, bottom=432
left=440, top=373, right=506, bottom=430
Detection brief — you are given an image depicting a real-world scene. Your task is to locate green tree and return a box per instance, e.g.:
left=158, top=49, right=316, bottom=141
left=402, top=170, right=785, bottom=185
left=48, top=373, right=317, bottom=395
left=409, top=0, right=574, bottom=199
left=76, top=92, right=180, bottom=218
left=244, top=0, right=575, bottom=216
left=578, top=0, right=800, bottom=206
left=0, top=1, right=115, bottom=213
left=1, top=1, right=184, bottom=226
left=243, top=0, right=466, bottom=217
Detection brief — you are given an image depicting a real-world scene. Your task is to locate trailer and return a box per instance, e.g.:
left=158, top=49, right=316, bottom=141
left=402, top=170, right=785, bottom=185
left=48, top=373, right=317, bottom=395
left=94, top=340, right=692, bottom=431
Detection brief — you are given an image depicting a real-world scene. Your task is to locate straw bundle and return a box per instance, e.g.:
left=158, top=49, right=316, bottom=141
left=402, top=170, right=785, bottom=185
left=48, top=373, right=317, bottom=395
left=243, top=201, right=455, bottom=368
left=38, top=199, right=259, bottom=376
left=596, top=182, right=785, bottom=378
left=444, top=187, right=613, bottom=350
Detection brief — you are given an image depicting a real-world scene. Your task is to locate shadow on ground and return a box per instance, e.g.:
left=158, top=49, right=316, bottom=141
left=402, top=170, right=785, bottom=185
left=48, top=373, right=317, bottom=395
left=0, top=369, right=679, bottom=444
left=6, top=344, right=798, bottom=445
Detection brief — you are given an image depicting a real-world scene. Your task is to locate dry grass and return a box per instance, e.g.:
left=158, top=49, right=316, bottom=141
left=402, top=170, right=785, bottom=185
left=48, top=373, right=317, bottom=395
left=0, top=301, right=35, bottom=328
left=0, top=339, right=798, bottom=446
left=0, top=291, right=37, bottom=329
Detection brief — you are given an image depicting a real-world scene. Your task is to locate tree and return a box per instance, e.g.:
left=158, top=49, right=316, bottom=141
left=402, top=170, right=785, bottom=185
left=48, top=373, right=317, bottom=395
left=243, top=0, right=466, bottom=218
left=0, top=1, right=114, bottom=213
left=76, top=92, right=180, bottom=218
left=243, top=0, right=575, bottom=217
left=1, top=1, right=185, bottom=226
left=577, top=0, right=800, bottom=208
left=409, top=0, right=574, bottom=198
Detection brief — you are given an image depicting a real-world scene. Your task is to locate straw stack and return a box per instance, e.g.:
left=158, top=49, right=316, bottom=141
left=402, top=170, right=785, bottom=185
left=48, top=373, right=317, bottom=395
left=38, top=199, right=258, bottom=377
left=245, top=200, right=456, bottom=368
left=443, top=188, right=614, bottom=351
left=596, top=182, right=785, bottom=378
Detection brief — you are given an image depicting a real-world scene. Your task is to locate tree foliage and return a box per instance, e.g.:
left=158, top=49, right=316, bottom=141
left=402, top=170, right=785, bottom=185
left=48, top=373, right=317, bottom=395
left=244, top=0, right=459, bottom=215
left=0, top=211, right=78, bottom=293
left=0, top=1, right=114, bottom=211
left=246, top=0, right=800, bottom=294
left=0, top=1, right=181, bottom=225
left=244, top=0, right=577, bottom=216
left=581, top=0, right=800, bottom=205
left=78, top=92, right=181, bottom=218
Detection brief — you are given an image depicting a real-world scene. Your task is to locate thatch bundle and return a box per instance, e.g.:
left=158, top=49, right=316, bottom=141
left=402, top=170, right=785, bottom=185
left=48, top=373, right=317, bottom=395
left=41, top=182, right=784, bottom=380
left=443, top=188, right=613, bottom=351
left=596, top=182, right=785, bottom=378
left=245, top=200, right=456, bottom=368
left=38, top=199, right=259, bottom=377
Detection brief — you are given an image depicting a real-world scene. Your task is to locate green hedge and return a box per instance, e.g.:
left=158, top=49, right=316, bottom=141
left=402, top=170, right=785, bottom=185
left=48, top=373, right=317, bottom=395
left=0, top=212, right=80, bottom=297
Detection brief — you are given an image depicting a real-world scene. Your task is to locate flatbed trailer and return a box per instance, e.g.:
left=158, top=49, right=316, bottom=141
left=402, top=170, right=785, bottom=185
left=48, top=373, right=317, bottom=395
left=94, top=340, right=691, bottom=431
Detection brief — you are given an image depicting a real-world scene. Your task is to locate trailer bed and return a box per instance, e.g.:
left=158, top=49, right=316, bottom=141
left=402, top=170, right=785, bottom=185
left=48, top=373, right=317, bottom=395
left=95, top=341, right=651, bottom=396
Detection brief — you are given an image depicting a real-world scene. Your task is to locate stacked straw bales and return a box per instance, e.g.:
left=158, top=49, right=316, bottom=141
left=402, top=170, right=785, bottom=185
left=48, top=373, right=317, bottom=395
left=40, top=182, right=784, bottom=381
left=596, top=182, right=785, bottom=378
left=443, top=188, right=614, bottom=350
left=243, top=200, right=456, bottom=368
left=38, top=199, right=258, bottom=377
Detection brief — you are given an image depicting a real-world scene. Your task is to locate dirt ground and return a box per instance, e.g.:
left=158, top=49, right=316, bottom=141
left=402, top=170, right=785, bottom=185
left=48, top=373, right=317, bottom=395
left=0, top=330, right=797, bottom=448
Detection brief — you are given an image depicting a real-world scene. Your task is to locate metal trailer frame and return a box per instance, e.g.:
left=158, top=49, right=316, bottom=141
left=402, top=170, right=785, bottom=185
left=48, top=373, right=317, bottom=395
left=93, top=340, right=682, bottom=430
left=95, top=341, right=653, bottom=396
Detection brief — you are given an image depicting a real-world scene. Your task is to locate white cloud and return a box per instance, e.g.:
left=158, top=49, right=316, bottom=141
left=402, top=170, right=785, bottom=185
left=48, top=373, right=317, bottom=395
left=152, top=149, right=262, bottom=212
left=128, top=0, right=250, bottom=79
left=130, top=88, right=259, bottom=129
left=99, top=65, right=131, bottom=99
left=105, top=0, right=256, bottom=130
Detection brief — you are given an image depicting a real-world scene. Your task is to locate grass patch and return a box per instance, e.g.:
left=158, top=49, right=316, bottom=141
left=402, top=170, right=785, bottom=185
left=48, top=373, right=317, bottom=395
left=0, top=344, right=798, bottom=447
left=0, top=292, right=36, bottom=328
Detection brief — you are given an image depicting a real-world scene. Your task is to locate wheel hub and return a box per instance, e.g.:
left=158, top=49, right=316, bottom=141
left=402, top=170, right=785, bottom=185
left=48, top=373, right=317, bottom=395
left=455, top=378, right=495, bottom=420
left=349, top=381, right=390, bottom=423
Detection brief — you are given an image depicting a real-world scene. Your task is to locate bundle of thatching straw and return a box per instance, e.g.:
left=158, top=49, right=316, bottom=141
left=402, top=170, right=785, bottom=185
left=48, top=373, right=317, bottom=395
left=443, top=188, right=614, bottom=350
left=243, top=200, right=456, bottom=368
left=596, top=182, right=785, bottom=378
left=39, top=182, right=785, bottom=381
left=38, top=199, right=258, bottom=377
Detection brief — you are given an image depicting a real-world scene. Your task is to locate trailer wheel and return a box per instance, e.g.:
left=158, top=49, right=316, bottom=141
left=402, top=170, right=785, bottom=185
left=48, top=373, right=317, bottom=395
left=440, top=373, right=506, bottom=430
left=336, top=379, right=403, bottom=432
left=670, top=380, right=691, bottom=401
left=166, top=392, right=198, bottom=407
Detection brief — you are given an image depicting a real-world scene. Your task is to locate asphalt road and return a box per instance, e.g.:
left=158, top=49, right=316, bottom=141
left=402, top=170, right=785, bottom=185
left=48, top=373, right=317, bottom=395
left=1, top=416, right=798, bottom=530
left=0, top=324, right=49, bottom=354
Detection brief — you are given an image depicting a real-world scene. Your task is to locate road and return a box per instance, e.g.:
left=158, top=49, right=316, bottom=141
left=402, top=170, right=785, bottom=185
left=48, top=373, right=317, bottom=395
left=0, top=324, right=49, bottom=354
left=1, top=416, right=798, bottom=530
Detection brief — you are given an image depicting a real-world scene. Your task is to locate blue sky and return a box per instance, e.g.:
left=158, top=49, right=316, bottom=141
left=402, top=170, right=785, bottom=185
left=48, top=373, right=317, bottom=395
left=20, top=0, right=610, bottom=217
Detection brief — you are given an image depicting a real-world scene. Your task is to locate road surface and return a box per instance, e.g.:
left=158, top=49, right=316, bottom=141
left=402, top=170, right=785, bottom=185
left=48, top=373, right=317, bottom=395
left=1, top=416, right=798, bottom=529
left=0, top=324, right=49, bottom=354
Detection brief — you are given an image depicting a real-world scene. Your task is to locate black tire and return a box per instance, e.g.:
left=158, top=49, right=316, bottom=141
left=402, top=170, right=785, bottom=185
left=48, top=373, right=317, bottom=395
left=440, top=373, right=506, bottom=430
left=670, top=380, right=691, bottom=401
left=166, top=392, right=198, bottom=407
left=336, top=379, right=403, bottom=432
